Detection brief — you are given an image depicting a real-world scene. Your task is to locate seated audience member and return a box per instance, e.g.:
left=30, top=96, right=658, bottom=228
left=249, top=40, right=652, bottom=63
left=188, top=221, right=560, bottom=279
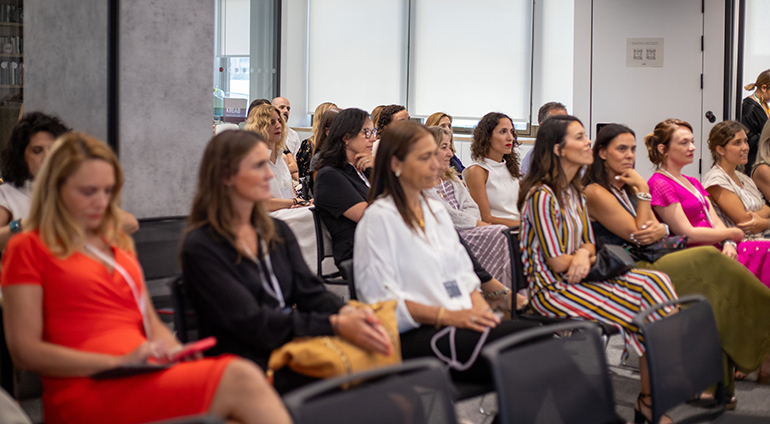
left=372, top=105, right=409, bottom=155
left=309, top=107, right=342, bottom=180
left=520, top=102, right=569, bottom=177
left=182, top=130, right=391, bottom=394
left=464, top=112, right=521, bottom=227
left=585, top=123, right=770, bottom=401
left=354, top=120, right=537, bottom=384
left=314, top=108, right=375, bottom=267
left=741, top=69, right=770, bottom=169
left=0, top=113, right=138, bottom=252
left=425, top=112, right=464, bottom=175
left=424, top=126, right=514, bottom=290
left=371, top=105, right=386, bottom=129
left=1, top=132, right=290, bottom=424
left=239, top=98, right=271, bottom=130
left=518, top=115, right=678, bottom=423
left=272, top=96, right=302, bottom=157
left=646, top=118, right=770, bottom=288
left=297, top=102, right=337, bottom=181
left=245, top=104, right=305, bottom=211
left=704, top=120, right=770, bottom=238
left=750, top=120, right=770, bottom=204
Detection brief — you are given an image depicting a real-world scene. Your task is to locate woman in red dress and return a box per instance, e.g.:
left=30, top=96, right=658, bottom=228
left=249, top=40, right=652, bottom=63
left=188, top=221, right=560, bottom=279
left=1, top=132, right=291, bottom=424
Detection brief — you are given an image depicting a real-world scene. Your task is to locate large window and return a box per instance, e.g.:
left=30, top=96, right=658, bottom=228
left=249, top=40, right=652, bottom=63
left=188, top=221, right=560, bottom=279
left=742, top=0, right=769, bottom=99
left=307, top=0, right=535, bottom=127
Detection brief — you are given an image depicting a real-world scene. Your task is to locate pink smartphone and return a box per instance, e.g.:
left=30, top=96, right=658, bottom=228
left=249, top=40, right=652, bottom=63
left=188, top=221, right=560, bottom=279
left=168, top=336, right=217, bottom=362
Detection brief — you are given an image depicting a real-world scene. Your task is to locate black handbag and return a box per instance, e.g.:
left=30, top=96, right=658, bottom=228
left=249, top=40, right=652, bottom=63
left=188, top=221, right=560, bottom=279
left=626, top=235, right=688, bottom=263
left=585, top=245, right=636, bottom=281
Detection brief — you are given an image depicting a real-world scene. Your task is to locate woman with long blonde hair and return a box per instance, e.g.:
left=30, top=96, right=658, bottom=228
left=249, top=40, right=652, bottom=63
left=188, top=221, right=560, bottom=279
left=2, top=132, right=290, bottom=424
left=296, top=101, right=337, bottom=180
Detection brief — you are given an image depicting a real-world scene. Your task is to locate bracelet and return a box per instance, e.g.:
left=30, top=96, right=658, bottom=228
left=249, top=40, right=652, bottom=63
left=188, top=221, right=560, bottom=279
left=721, top=239, right=737, bottom=249
left=435, top=307, right=445, bottom=328
left=483, top=288, right=510, bottom=299
left=292, top=198, right=299, bottom=206
left=636, top=192, right=652, bottom=202
left=9, top=219, right=21, bottom=234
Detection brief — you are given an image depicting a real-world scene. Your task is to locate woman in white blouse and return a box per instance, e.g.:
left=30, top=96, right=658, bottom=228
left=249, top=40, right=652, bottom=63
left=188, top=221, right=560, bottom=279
left=704, top=120, right=770, bottom=239
left=354, top=121, right=535, bottom=383
left=464, top=112, right=521, bottom=228
left=245, top=104, right=308, bottom=211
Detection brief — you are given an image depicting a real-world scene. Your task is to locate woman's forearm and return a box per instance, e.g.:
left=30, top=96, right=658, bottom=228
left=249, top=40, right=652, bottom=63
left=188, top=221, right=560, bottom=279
left=265, top=198, right=295, bottom=212
left=11, top=340, right=120, bottom=377
left=404, top=300, right=443, bottom=326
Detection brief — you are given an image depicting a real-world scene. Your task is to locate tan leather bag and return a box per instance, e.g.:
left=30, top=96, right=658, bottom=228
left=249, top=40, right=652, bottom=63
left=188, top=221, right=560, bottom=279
left=267, top=300, right=402, bottom=382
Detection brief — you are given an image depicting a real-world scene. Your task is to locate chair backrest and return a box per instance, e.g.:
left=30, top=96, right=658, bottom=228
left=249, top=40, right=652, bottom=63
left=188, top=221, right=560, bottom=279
left=337, top=259, right=356, bottom=300
left=632, top=294, right=725, bottom=424
left=309, top=206, right=344, bottom=282
left=133, top=216, right=188, bottom=281
left=483, top=321, right=618, bottom=424
left=500, top=226, right=527, bottom=294
left=284, top=358, right=458, bottom=424
left=169, top=277, right=198, bottom=343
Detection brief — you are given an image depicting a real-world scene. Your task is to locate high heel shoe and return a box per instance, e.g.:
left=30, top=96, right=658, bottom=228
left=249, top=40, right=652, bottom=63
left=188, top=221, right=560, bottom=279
left=634, top=393, right=672, bottom=424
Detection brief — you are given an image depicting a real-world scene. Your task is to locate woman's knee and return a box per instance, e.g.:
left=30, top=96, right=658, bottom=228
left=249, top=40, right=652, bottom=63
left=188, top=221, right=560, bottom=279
left=220, top=359, right=270, bottom=395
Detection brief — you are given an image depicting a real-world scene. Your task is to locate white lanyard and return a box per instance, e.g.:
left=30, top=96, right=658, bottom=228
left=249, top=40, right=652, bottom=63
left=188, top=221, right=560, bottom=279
left=611, top=186, right=636, bottom=217
left=241, top=239, right=286, bottom=309
left=85, top=243, right=152, bottom=339
left=714, top=165, right=762, bottom=212
left=350, top=163, right=371, bottom=188
left=657, top=169, right=714, bottom=227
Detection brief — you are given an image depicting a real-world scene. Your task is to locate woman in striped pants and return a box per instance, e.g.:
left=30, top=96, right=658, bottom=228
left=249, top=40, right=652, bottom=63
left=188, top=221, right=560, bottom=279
left=518, top=115, right=677, bottom=424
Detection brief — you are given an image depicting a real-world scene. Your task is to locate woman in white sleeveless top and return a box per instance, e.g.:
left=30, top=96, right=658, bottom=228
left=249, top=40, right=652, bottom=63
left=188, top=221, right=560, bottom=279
left=464, top=112, right=521, bottom=228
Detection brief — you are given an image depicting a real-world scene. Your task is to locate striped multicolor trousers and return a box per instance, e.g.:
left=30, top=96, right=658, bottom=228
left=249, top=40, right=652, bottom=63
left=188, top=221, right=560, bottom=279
left=530, top=269, right=677, bottom=356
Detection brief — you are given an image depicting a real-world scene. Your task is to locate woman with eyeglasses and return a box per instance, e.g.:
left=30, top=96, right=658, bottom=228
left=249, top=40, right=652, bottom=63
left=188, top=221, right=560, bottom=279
left=314, top=108, right=376, bottom=267
left=464, top=112, right=521, bottom=228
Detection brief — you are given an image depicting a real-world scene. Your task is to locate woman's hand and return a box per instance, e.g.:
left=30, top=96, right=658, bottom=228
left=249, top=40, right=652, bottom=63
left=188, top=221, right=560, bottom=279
left=119, top=341, right=168, bottom=366
left=722, top=243, right=738, bottom=260
left=630, top=221, right=667, bottom=245
left=353, top=153, right=374, bottom=172
left=736, top=211, right=769, bottom=236
left=444, top=307, right=500, bottom=332
left=727, top=227, right=745, bottom=243
left=565, top=248, right=591, bottom=284
left=334, top=308, right=392, bottom=356
left=614, top=169, right=649, bottom=194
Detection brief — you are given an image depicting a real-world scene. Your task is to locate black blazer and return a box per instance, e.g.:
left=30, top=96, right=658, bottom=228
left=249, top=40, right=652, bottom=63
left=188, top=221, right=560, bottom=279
left=181, top=219, right=344, bottom=369
left=742, top=96, right=768, bottom=169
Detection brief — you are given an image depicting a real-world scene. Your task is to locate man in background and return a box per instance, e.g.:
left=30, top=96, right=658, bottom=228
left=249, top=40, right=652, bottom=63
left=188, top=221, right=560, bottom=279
left=272, top=97, right=302, bottom=157
left=520, top=102, right=568, bottom=177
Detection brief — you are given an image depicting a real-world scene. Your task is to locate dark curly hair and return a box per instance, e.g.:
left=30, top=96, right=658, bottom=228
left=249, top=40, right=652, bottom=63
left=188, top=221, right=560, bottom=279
left=315, top=108, right=369, bottom=170
left=376, top=105, right=406, bottom=132
left=1, top=112, right=70, bottom=187
left=471, top=112, right=521, bottom=178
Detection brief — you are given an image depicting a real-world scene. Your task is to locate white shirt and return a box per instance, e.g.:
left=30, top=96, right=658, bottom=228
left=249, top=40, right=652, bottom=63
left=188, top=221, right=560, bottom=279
left=286, top=128, right=301, bottom=157
left=0, top=181, right=32, bottom=221
left=354, top=195, right=481, bottom=333
left=268, top=152, right=295, bottom=200
left=462, top=158, right=520, bottom=221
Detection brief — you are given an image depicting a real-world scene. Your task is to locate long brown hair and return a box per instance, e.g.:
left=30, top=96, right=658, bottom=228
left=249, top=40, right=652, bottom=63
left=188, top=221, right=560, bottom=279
left=584, top=123, right=636, bottom=194
left=471, top=112, right=521, bottom=178
left=369, top=121, right=435, bottom=232
left=518, top=115, right=584, bottom=210
left=708, top=120, right=748, bottom=164
left=310, top=102, right=337, bottom=147
left=27, top=132, right=131, bottom=257
left=187, top=130, right=276, bottom=253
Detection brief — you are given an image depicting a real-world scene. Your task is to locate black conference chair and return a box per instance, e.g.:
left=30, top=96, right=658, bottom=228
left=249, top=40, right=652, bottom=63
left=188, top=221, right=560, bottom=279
left=501, top=226, right=620, bottom=342
left=169, top=276, right=199, bottom=344
left=283, top=358, right=458, bottom=424
left=337, top=259, right=357, bottom=301
left=483, top=321, right=623, bottom=424
left=632, top=294, right=765, bottom=423
left=309, top=207, right=348, bottom=288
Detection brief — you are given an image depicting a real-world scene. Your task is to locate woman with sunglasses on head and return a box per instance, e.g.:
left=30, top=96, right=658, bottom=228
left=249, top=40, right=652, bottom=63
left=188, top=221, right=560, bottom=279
left=646, top=118, right=770, bottom=289
left=314, top=108, right=377, bottom=267
left=1, top=132, right=291, bottom=424
left=519, top=115, right=678, bottom=423
left=464, top=112, right=521, bottom=228
left=354, top=120, right=537, bottom=384
left=181, top=130, right=391, bottom=395
left=585, top=123, right=770, bottom=403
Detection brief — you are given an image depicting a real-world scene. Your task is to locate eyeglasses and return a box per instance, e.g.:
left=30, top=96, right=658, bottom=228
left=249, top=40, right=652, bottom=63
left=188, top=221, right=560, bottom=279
left=361, top=128, right=378, bottom=138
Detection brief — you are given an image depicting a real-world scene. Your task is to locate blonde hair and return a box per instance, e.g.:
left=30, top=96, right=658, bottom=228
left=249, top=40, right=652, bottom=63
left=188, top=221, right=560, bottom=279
left=427, top=126, right=459, bottom=182
left=310, top=102, right=337, bottom=147
left=426, top=112, right=456, bottom=154
left=245, top=104, right=287, bottom=152
left=27, top=132, right=131, bottom=257
left=371, top=105, right=385, bottom=129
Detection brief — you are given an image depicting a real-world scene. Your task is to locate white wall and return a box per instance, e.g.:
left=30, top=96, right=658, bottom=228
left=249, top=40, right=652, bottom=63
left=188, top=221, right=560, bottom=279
left=280, top=0, right=310, bottom=127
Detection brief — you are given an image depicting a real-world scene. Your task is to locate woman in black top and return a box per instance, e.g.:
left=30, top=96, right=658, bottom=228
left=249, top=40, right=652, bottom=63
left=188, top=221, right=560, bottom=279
left=742, top=69, right=770, bottom=169
left=181, top=130, right=391, bottom=394
left=313, top=108, right=376, bottom=266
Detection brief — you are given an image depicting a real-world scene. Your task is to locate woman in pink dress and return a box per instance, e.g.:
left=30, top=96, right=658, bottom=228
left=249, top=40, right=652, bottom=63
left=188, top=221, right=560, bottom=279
left=646, top=118, right=770, bottom=287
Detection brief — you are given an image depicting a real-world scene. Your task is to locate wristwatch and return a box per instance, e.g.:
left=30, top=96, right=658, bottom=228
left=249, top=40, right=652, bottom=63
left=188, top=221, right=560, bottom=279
left=721, top=239, right=737, bottom=249
left=9, top=219, right=21, bottom=234
left=662, top=223, right=670, bottom=237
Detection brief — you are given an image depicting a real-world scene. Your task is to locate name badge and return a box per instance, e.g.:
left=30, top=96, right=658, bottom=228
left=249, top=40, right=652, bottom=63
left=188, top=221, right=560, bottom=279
left=443, top=280, right=462, bottom=298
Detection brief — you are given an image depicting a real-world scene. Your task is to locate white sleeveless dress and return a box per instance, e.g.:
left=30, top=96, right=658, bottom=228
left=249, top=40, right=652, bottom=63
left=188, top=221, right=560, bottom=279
left=463, top=158, right=520, bottom=221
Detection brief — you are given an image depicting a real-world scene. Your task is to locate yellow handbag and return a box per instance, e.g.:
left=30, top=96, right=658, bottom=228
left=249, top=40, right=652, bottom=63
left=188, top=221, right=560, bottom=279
left=267, top=300, right=401, bottom=383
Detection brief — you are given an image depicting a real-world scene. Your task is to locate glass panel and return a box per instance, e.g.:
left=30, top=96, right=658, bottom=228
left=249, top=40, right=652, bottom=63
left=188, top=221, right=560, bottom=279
left=742, top=0, right=769, bottom=93
left=0, top=0, right=22, bottom=154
